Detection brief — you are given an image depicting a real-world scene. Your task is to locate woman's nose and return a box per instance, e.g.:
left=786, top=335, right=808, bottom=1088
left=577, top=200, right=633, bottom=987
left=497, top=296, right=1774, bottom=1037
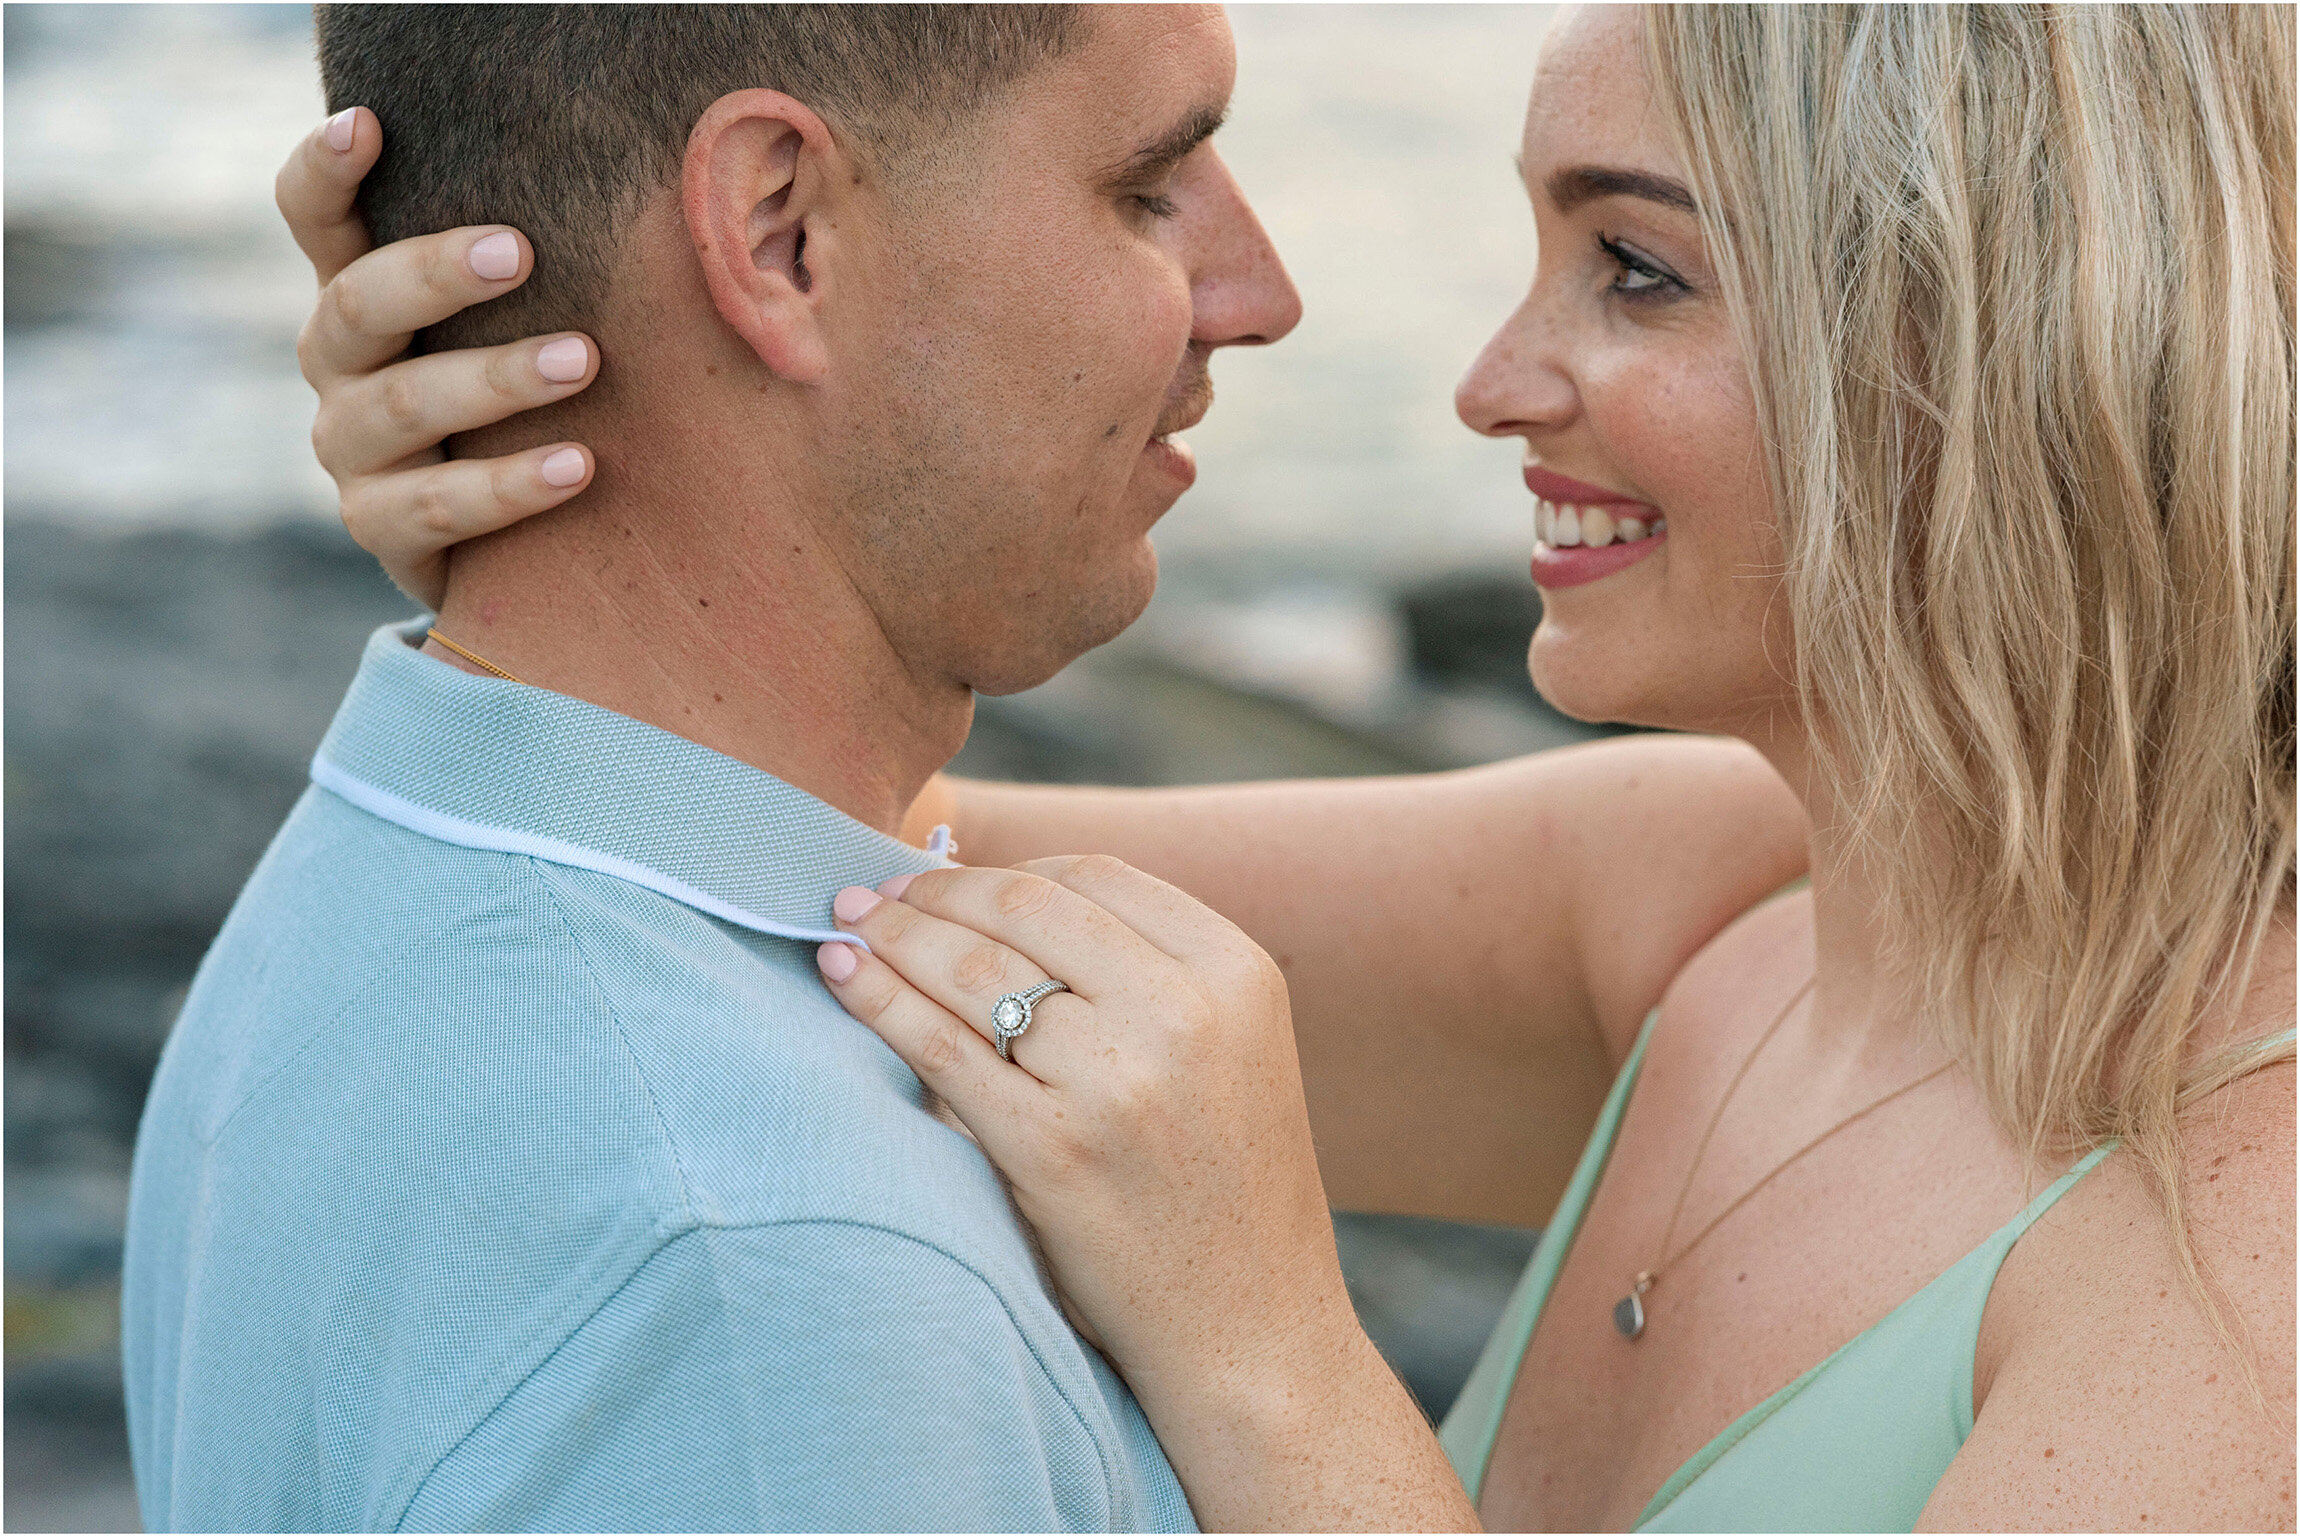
left=1456, top=293, right=1575, bottom=439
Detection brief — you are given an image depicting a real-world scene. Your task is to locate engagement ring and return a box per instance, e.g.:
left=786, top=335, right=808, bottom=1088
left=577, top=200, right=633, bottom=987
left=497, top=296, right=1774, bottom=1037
left=990, top=980, right=1069, bottom=1060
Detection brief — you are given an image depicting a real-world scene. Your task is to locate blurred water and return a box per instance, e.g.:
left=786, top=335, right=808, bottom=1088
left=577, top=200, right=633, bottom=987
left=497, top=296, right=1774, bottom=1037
left=4, top=3, right=1556, bottom=570
left=5, top=4, right=339, bottom=525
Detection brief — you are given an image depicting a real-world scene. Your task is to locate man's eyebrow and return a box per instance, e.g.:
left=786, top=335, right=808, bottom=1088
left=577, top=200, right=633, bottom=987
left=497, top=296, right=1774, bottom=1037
left=1107, top=102, right=1229, bottom=181
left=1531, top=161, right=1700, bottom=217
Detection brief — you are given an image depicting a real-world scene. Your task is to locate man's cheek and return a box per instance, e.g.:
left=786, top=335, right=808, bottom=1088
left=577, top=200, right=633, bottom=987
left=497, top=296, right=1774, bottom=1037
left=1142, top=259, right=1194, bottom=366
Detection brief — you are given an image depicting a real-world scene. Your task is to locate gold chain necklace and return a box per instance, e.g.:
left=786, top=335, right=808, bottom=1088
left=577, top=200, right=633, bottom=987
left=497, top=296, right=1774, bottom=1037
left=425, top=627, right=527, bottom=685
left=1615, top=977, right=1956, bottom=1339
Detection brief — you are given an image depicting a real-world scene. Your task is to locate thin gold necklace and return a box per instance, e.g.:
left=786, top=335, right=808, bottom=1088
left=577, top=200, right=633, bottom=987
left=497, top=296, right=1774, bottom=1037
left=1615, top=978, right=1955, bottom=1339
left=426, top=627, right=527, bottom=685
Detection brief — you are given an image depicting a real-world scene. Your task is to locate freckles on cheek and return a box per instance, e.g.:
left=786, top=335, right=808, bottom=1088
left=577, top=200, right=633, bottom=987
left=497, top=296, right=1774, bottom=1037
left=1605, top=348, right=1763, bottom=526
left=1607, top=365, right=1704, bottom=487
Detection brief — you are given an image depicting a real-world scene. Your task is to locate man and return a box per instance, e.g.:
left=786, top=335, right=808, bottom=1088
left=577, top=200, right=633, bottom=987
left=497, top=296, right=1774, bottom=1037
left=121, top=6, right=1299, bottom=1529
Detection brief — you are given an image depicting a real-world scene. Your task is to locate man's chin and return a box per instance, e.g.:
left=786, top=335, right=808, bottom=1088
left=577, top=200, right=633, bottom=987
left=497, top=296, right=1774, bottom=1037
left=972, top=546, right=1159, bottom=697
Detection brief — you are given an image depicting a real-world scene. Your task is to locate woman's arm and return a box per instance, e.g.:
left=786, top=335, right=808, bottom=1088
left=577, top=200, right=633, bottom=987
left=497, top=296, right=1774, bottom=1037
left=939, top=739, right=1808, bottom=1225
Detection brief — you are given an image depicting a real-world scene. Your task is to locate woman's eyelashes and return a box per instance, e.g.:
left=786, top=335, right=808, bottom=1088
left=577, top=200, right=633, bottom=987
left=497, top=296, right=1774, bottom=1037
left=1597, top=234, right=1688, bottom=302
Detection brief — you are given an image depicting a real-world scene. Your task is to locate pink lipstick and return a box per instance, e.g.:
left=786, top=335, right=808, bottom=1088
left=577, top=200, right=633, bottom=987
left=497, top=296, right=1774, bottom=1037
left=1523, top=464, right=1667, bottom=590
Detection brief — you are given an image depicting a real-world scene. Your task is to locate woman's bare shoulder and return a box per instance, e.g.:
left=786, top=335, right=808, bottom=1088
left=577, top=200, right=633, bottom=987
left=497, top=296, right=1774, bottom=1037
left=1494, top=732, right=1810, bottom=1064
left=1929, top=1008, right=2295, bottom=1530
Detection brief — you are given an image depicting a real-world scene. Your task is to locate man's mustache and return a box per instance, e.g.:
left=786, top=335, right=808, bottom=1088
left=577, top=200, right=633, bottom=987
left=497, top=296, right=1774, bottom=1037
left=1154, top=356, right=1215, bottom=438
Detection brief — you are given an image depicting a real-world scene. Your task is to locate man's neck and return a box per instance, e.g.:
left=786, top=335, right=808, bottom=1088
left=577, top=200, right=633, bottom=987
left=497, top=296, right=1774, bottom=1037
left=427, top=470, right=972, bottom=838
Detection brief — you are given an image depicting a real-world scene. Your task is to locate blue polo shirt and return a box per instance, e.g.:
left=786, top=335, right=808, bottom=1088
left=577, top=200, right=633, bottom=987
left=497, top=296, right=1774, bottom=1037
left=122, top=620, right=1194, bottom=1533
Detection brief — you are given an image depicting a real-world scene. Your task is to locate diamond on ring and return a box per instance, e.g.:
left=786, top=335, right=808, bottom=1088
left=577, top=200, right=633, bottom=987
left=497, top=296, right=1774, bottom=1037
left=990, top=980, right=1069, bottom=1060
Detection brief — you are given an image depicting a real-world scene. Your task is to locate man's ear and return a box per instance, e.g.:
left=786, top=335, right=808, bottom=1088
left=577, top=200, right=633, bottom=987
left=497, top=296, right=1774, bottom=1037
left=682, top=90, right=843, bottom=384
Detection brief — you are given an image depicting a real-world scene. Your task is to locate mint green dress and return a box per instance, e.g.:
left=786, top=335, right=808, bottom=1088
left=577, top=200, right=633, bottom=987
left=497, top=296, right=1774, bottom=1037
left=1438, top=1012, right=2292, bottom=1532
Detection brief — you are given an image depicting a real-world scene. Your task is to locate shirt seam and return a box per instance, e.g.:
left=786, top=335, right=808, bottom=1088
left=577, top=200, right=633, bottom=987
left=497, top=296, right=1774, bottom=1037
left=197, top=801, right=585, bottom=1146
left=524, top=858, right=701, bottom=1227
left=201, top=907, right=498, bottom=1148
left=396, top=859, right=1120, bottom=1526
left=391, top=1217, right=1121, bottom=1532
left=717, top=1215, right=1125, bottom=1523
left=179, top=840, right=696, bottom=1530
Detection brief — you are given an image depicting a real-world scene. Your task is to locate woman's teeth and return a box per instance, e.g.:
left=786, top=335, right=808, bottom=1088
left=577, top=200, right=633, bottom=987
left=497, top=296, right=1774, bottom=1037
left=1534, top=499, right=1663, bottom=549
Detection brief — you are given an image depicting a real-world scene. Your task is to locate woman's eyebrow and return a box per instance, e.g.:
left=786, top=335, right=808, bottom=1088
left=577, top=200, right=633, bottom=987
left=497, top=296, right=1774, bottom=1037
left=1527, top=161, right=1700, bottom=216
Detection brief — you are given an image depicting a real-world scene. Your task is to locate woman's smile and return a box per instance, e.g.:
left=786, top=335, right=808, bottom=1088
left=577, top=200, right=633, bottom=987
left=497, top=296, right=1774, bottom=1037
left=1525, top=462, right=1667, bottom=589
left=1529, top=518, right=1666, bottom=589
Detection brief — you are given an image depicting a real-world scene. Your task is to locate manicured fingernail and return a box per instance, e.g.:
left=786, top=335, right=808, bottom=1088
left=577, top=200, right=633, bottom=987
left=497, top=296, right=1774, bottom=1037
left=817, top=942, right=858, bottom=982
left=535, top=337, right=588, bottom=382
left=325, top=109, right=357, bottom=152
left=833, top=886, right=882, bottom=923
left=468, top=232, right=520, bottom=281
left=878, top=873, right=917, bottom=900
left=539, top=448, right=587, bottom=487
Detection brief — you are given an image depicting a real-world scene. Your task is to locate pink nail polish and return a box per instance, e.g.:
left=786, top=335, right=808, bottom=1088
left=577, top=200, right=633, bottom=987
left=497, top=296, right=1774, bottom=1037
left=535, top=337, right=588, bottom=382
left=832, top=886, right=883, bottom=923
left=817, top=942, right=858, bottom=982
left=539, top=448, right=586, bottom=487
left=325, top=109, right=357, bottom=152
left=468, top=232, right=520, bottom=281
left=878, top=873, right=917, bottom=901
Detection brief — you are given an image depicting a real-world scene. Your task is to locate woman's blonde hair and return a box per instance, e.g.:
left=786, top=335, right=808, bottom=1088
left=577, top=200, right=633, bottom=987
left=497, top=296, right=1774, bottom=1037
left=1643, top=2, right=2293, bottom=1324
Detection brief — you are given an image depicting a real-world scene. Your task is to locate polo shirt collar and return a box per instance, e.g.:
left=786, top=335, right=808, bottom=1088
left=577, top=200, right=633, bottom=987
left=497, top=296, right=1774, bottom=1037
left=310, top=621, right=951, bottom=948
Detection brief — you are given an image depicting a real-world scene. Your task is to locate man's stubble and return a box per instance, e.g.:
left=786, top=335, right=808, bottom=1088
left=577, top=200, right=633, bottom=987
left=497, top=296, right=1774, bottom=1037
left=821, top=340, right=1208, bottom=701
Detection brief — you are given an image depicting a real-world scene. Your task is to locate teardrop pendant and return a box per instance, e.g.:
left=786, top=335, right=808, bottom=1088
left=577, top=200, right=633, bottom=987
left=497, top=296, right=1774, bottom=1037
left=1614, top=1271, right=1654, bottom=1339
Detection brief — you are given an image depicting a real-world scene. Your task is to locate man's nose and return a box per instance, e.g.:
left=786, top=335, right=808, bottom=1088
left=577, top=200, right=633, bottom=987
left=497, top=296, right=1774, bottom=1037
left=1188, top=150, right=1303, bottom=351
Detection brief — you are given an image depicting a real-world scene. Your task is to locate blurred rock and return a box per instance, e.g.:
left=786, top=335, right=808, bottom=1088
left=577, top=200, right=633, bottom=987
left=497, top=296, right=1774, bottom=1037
left=968, top=650, right=1432, bottom=787
left=6, top=1281, right=136, bottom=1532
left=5, top=1057, right=136, bottom=1177
left=3, top=225, right=111, bottom=330
left=1333, top=1212, right=1540, bottom=1421
left=1151, top=586, right=1411, bottom=722
left=4, top=1413, right=141, bottom=1536
left=1397, top=568, right=1546, bottom=697
left=5, top=1170, right=131, bottom=1291
left=1134, top=573, right=1618, bottom=774
left=5, top=519, right=415, bottom=1144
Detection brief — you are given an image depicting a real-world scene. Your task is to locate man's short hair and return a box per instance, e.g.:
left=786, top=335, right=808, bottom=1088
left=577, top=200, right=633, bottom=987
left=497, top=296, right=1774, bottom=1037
left=316, top=4, right=1083, bottom=352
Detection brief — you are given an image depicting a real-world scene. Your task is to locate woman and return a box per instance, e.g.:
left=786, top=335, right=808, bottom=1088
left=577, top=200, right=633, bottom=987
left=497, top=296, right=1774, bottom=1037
left=279, top=6, right=2294, bottom=1529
